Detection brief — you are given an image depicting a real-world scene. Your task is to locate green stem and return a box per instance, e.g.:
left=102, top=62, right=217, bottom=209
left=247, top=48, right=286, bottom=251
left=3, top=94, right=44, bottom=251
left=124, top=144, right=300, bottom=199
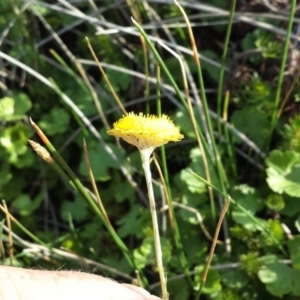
left=223, top=92, right=237, bottom=177
left=156, top=63, right=161, bottom=116
left=140, top=149, right=168, bottom=300
left=142, top=38, right=150, bottom=114
left=216, top=0, right=237, bottom=135
left=269, top=0, right=296, bottom=141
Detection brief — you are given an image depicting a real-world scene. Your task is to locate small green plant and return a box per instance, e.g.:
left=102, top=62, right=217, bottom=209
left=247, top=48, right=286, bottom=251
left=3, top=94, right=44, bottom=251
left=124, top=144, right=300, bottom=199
left=242, top=29, right=283, bottom=63
left=280, top=114, right=300, bottom=152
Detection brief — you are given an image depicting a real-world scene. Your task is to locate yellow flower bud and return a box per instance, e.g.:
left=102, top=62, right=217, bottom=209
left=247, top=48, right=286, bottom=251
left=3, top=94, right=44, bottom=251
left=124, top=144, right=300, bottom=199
left=107, top=112, right=184, bottom=150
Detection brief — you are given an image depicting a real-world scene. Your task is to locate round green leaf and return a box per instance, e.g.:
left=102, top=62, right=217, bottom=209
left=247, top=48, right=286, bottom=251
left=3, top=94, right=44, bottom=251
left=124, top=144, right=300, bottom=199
left=38, top=107, right=70, bottom=135
left=60, top=195, right=88, bottom=222
left=194, top=265, right=221, bottom=294
left=259, top=262, right=293, bottom=297
left=266, top=150, right=300, bottom=197
left=265, top=150, right=299, bottom=175
left=258, top=267, right=277, bottom=283
left=13, top=92, right=32, bottom=116
left=0, top=97, right=14, bottom=120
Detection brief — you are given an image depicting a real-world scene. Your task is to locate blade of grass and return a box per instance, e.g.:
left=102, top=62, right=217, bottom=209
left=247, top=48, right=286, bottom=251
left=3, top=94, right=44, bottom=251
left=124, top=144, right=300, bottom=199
left=269, top=0, right=297, bottom=139
left=83, top=139, right=111, bottom=225
left=67, top=213, right=84, bottom=251
left=222, top=92, right=237, bottom=177
left=216, top=0, right=237, bottom=135
left=141, top=35, right=151, bottom=114
left=195, top=198, right=230, bottom=300
left=0, top=219, right=5, bottom=260
left=2, top=201, right=13, bottom=264
left=86, top=37, right=127, bottom=115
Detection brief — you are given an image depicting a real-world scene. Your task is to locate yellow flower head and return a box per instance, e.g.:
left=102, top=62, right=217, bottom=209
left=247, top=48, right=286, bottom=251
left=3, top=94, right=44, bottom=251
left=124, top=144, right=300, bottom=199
left=107, top=112, right=184, bottom=150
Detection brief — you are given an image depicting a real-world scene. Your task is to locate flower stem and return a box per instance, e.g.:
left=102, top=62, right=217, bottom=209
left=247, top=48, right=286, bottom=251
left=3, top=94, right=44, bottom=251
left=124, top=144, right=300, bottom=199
left=140, top=149, right=168, bottom=300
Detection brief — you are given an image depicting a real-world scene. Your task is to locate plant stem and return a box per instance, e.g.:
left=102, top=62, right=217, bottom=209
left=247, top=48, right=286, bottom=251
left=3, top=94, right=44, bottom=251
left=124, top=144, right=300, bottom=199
left=196, top=198, right=230, bottom=300
left=269, top=0, right=296, bottom=140
left=140, top=149, right=168, bottom=300
left=216, top=0, right=237, bottom=135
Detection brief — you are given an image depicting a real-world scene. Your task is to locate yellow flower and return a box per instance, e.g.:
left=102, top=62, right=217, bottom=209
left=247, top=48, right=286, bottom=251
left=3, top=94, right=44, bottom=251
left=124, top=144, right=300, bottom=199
left=107, top=112, right=184, bottom=150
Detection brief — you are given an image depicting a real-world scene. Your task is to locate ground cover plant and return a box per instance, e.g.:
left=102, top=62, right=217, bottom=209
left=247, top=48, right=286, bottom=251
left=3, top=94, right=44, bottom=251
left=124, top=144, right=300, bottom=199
left=1, top=0, right=300, bottom=299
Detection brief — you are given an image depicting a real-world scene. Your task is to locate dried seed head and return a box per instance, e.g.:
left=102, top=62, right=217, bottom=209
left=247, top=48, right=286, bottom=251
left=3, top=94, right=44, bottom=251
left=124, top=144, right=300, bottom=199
left=28, top=140, right=54, bottom=164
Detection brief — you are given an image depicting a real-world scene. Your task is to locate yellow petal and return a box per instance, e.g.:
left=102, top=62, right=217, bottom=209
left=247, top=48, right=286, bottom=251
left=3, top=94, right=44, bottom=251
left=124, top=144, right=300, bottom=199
left=107, top=112, right=184, bottom=150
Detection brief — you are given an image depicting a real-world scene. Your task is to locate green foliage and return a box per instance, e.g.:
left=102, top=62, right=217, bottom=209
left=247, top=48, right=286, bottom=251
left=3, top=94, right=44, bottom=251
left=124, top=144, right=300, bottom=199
left=167, top=278, right=191, bottom=300
left=102, top=69, right=131, bottom=93
left=165, top=56, right=197, bottom=84
left=30, top=2, right=50, bottom=16
left=218, top=289, right=242, bottom=300
left=180, top=147, right=221, bottom=192
left=200, top=50, right=221, bottom=82
left=194, top=266, right=221, bottom=294
left=230, top=73, right=277, bottom=149
left=13, top=193, right=44, bottom=217
left=0, top=123, right=34, bottom=167
left=280, top=114, right=300, bottom=152
left=173, top=109, right=204, bottom=139
left=258, top=260, right=300, bottom=297
left=60, top=194, right=89, bottom=222
left=0, top=93, right=35, bottom=174
left=117, top=205, right=149, bottom=238
left=1, top=2, right=300, bottom=300
left=266, top=219, right=284, bottom=242
left=287, top=236, right=300, bottom=270
left=79, top=143, right=127, bottom=181
left=221, top=268, right=249, bottom=290
left=265, top=194, right=285, bottom=211
left=240, top=252, right=261, bottom=277
left=280, top=195, right=300, bottom=217
left=242, top=29, right=282, bottom=63
left=266, top=150, right=300, bottom=197
left=233, top=73, right=274, bottom=112
left=0, top=93, right=32, bottom=121
left=133, top=237, right=172, bottom=269
left=38, top=107, right=70, bottom=136
left=231, top=107, right=270, bottom=148
left=231, top=185, right=265, bottom=231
